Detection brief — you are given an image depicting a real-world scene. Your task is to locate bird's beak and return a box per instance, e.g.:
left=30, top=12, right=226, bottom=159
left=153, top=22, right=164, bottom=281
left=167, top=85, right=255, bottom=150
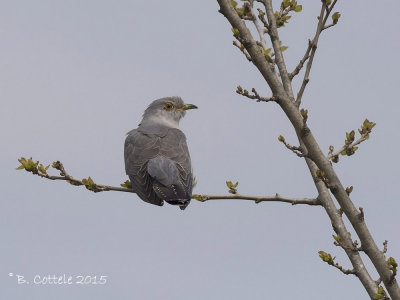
left=180, top=104, right=198, bottom=111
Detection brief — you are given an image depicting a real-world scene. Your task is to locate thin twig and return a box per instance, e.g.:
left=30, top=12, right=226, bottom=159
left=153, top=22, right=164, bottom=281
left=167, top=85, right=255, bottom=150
left=328, top=134, right=370, bottom=160
left=323, top=23, right=335, bottom=31
left=256, top=8, right=269, bottom=30
left=248, top=0, right=268, bottom=50
left=236, top=86, right=275, bottom=102
left=193, top=193, right=321, bottom=205
left=278, top=136, right=308, bottom=157
left=17, top=158, right=134, bottom=193
left=294, top=0, right=338, bottom=108
left=289, top=39, right=312, bottom=80
left=233, top=41, right=252, bottom=61
left=333, top=263, right=357, bottom=276
left=264, top=0, right=294, bottom=99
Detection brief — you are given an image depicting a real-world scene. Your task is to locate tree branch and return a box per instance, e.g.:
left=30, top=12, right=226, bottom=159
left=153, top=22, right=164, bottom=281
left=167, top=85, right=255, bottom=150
left=233, top=41, right=252, bottom=61
left=294, top=0, right=338, bottom=108
left=216, top=2, right=397, bottom=297
left=17, top=157, right=320, bottom=206
left=217, top=0, right=284, bottom=98
left=248, top=0, right=268, bottom=50
left=193, top=193, right=321, bottom=205
left=278, top=135, right=308, bottom=158
left=289, top=39, right=312, bottom=80
left=236, top=86, right=275, bottom=102
left=319, top=250, right=357, bottom=275
left=17, top=158, right=134, bottom=193
left=264, top=0, right=294, bottom=100
left=328, top=119, right=376, bottom=162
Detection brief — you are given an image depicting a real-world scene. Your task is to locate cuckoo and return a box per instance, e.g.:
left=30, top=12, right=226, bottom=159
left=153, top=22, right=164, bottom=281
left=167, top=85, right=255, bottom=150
left=124, top=97, right=197, bottom=210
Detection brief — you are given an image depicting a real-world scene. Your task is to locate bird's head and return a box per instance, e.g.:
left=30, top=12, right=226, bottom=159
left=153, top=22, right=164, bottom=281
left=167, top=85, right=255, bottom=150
left=141, top=97, right=198, bottom=128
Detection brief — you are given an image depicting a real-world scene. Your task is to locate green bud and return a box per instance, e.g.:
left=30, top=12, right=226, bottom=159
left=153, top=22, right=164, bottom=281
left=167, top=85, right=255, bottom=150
left=316, top=169, right=325, bottom=179
left=332, top=12, right=341, bottom=24
left=387, top=257, right=398, bottom=273
left=120, top=180, right=132, bottom=189
left=82, top=176, right=96, bottom=191
left=318, top=251, right=335, bottom=264
left=374, top=286, right=386, bottom=300
left=300, top=108, right=308, bottom=119
left=231, top=28, right=240, bottom=37
left=192, top=194, right=204, bottom=202
left=294, top=5, right=302, bottom=12
left=332, top=235, right=341, bottom=243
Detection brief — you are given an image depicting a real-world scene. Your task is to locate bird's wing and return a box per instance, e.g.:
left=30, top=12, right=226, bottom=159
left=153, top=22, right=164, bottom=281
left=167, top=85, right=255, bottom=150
left=158, top=128, right=194, bottom=196
left=124, top=129, right=163, bottom=206
left=124, top=128, right=194, bottom=209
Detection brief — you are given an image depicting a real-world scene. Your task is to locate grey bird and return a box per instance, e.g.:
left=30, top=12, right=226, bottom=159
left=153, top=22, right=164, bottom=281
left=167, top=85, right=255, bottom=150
left=124, top=97, right=197, bottom=210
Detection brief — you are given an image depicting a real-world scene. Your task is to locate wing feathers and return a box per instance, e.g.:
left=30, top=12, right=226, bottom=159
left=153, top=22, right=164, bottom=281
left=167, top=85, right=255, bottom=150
left=124, top=128, right=193, bottom=209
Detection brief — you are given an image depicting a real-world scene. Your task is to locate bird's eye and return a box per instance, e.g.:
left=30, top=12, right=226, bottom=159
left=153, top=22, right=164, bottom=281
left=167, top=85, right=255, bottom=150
left=164, top=103, right=174, bottom=111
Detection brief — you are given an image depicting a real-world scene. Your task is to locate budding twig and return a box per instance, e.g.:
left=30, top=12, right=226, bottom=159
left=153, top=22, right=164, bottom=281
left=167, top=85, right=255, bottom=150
left=193, top=193, right=320, bottom=206
left=236, top=86, right=275, bottom=102
left=278, top=135, right=308, bottom=158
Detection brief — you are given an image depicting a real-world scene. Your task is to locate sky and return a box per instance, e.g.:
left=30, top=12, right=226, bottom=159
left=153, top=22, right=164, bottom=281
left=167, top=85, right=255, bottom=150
left=1, top=1, right=399, bottom=299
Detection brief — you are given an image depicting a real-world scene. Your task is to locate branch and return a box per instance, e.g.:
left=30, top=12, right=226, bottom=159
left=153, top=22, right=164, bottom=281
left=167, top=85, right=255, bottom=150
left=278, top=135, right=308, bottom=157
left=264, top=0, right=294, bottom=99
left=217, top=1, right=400, bottom=298
left=236, top=85, right=275, bottom=102
left=256, top=7, right=269, bottom=30
left=294, top=0, right=338, bottom=108
left=193, top=193, right=321, bottom=206
left=304, top=156, right=379, bottom=298
left=248, top=0, right=268, bottom=50
left=328, top=119, right=376, bottom=163
left=17, top=157, right=134, bottom=193
left=217, top=0, right=284, bottom=96
left=333, top=234, right=361, bottom=252
left=233, top=41, right=252, bottom=61
left=319, top=251, right=357, bottom=275
left=17, top=157, right=320, bottom=206
left=289, top=39, right=312, bottom=80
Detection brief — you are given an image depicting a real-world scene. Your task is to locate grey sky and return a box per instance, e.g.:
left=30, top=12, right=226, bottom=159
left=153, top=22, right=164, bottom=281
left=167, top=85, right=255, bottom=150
left=1, top=1, right=399, bottom=299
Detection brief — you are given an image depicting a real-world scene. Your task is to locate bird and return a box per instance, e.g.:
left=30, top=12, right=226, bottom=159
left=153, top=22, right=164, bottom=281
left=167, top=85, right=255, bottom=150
left=124, top=97, right=197, bottom=210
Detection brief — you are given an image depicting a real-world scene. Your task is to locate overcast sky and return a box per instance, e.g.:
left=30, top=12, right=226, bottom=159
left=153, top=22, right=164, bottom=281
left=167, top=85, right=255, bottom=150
left=1, top=1, right=399, bottom=299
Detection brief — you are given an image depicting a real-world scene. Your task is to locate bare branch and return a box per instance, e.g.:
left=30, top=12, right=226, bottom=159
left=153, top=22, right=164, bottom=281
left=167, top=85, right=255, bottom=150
left=334, top=263, right=357, bottom=276
left=233, top=41, right=252, bottom=61
left=294, top=0, right=338, bottom=108
left=323, top=23, right=336, bottom=31
left=278, top=135, right=307, bottom=157
left=193, top=193, right=321, bottom=206
left=289, top=39, right=312, bottom=80
left=236, top=85, right=275, bottom=102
